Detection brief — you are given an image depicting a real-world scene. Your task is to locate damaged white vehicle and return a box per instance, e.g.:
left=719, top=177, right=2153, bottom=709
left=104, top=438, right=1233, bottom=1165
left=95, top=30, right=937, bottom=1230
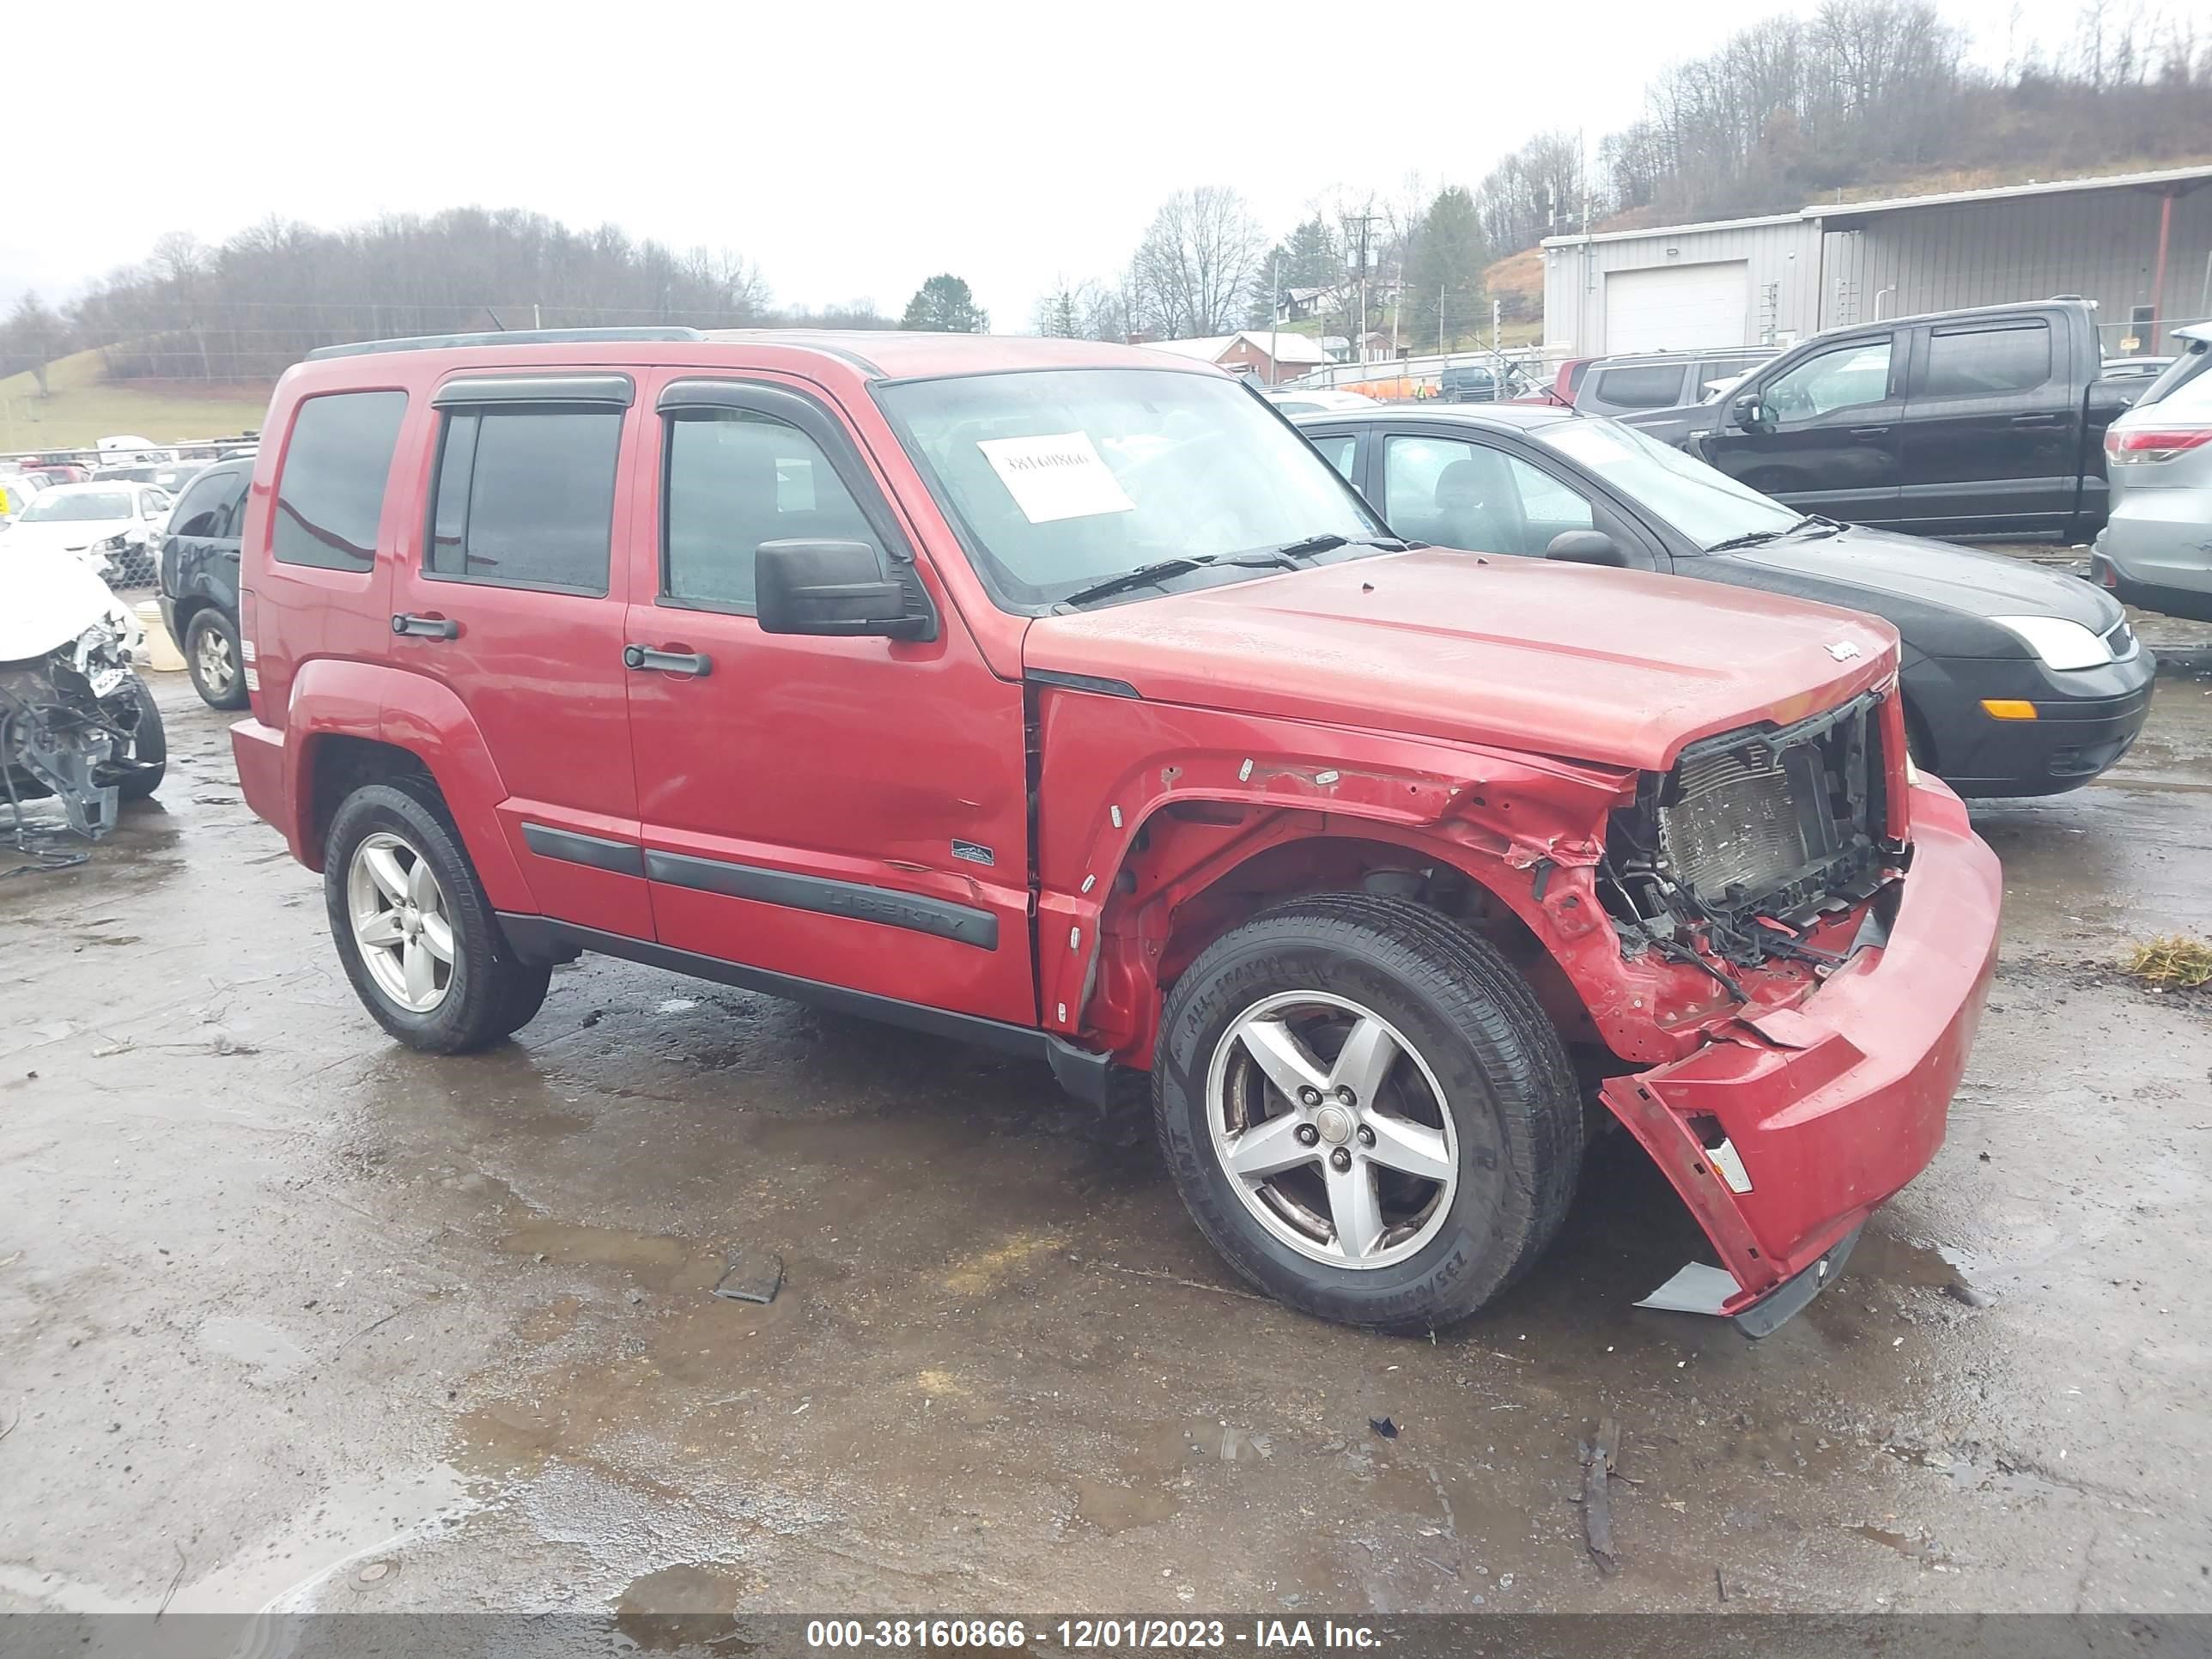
left=2, top=546, right=166, bottom=839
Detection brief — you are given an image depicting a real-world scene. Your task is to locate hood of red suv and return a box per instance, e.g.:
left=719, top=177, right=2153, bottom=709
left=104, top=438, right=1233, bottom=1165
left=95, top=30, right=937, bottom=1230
left=1022, top=549, right=1898, bottom=772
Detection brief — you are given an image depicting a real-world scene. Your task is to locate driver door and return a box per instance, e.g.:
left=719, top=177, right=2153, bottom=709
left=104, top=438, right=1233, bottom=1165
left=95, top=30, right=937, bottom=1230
left=1704, top=332, right=1903, bottom=526
left=620, top=371, right=1036, bottom=1027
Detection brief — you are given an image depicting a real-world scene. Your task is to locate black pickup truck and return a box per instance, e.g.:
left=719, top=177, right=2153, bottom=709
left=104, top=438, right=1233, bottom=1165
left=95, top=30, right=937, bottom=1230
left=1629, top=300, right=2133, bottom=541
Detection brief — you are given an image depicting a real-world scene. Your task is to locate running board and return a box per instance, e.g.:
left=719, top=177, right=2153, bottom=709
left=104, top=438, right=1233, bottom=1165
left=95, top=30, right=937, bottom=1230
left=495, top=912, right=1115, bottom=1107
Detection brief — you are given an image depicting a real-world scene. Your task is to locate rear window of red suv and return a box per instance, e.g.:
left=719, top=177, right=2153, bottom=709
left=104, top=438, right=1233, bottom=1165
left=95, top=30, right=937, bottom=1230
left=272, top=390, right=408, bottom=572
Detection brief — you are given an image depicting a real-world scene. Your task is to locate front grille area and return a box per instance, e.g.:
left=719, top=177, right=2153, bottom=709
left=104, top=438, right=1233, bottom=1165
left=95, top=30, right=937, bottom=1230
left=1604, top=692, right=1899, bottom=968
left=1659, top=745, right=1811, bottom=900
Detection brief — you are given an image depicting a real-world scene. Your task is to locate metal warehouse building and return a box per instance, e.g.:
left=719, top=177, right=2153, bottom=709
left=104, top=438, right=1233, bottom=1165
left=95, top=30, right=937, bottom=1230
left=1542, top=164, right=2212, bottom=359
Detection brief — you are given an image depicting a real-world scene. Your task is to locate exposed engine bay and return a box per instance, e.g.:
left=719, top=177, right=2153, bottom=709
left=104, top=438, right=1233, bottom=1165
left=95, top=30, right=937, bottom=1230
left=1601, top=692, right=1907, bottom=975
left=3, top=548, right=162, bottom=854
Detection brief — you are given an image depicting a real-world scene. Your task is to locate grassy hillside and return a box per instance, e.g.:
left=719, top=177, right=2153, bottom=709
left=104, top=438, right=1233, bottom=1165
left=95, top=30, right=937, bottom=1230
left=0, top=349, right=272, bottom=451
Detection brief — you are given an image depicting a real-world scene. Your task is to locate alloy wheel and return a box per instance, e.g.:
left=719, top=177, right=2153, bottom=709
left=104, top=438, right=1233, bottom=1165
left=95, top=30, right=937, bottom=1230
left=346, top=831, right=456, bottom=1013
left=1206, top=991, right=1458, bottom=1269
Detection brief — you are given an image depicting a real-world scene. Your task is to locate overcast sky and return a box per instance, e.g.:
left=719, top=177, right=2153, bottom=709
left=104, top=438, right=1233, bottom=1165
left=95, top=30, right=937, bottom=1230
left=4, top=0, right=2087, bottom=329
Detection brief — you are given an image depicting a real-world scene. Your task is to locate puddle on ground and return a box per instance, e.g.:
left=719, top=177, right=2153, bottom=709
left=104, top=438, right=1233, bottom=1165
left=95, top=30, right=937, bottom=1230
left=1849, top=1231, right=1985, bottom=1298
left=197, top=1316, right=311, bottom=1382
left=497, top=1219, right=724, bottom=1295
left=613, top=1563, right=759, bottom=1652
left=1074, top=1476, right=1177, bottom=1534
left=1850, top=1524, right=1954, bottom=1567
left=166, top=1462, right=479, bottom=1613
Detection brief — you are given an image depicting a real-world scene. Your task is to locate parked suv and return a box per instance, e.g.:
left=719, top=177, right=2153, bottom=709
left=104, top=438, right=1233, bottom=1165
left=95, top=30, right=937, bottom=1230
left=159, top=458, right=254, bottom=707
left=1574, top=349, right=1778, bottom=422
left=230, top=328, right=2001, bottom=1335
left=2091, top=325, right=2212, bottom=622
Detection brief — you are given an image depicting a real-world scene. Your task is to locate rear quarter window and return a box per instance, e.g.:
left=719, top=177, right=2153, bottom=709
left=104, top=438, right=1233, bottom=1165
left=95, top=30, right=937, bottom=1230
left=1590, top=365, right=1688, bottom=410
left=272, top=391, right=408, bottom=572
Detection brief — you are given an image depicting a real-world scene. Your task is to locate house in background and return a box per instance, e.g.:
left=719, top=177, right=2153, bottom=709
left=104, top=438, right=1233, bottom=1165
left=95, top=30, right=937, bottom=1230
left=1140, top=331, right=1337, bottom=385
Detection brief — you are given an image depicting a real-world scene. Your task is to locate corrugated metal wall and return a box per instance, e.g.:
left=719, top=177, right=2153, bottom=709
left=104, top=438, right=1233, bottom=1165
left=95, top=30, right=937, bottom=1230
left=1820, top=189, right=2212, bottom=344
left=1546, top=185, right=2212, bottom=356
left=1544, top=218, right=1827, bottom=355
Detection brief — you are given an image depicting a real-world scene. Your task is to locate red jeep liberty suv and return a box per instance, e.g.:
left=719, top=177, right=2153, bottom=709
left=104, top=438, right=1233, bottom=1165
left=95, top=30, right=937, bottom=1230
left=230, top=328, right=2002, bottom=1335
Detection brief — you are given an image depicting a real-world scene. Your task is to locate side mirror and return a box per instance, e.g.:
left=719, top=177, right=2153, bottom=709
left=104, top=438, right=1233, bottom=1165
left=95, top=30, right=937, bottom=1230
left=755, top=539, right=932, bottom=641
left=1546, top=530, right=1631, bottom=568
left=1731, top=394, right=1768, bottom=431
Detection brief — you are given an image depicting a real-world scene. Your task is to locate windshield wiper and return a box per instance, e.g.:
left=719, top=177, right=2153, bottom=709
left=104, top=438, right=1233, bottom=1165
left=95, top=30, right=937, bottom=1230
left=1271, top=532, right=1411, bottom=559
left=1704, top=514, right=1843, bottom=553
left=1055, top=535, right=1413, bottom=609
left=1056, top=556, right=1218, bottom=608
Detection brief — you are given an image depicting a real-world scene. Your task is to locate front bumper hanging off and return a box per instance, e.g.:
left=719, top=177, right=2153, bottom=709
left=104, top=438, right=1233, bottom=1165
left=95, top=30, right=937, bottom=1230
left=1600, top=777, right=2002, bottom=1335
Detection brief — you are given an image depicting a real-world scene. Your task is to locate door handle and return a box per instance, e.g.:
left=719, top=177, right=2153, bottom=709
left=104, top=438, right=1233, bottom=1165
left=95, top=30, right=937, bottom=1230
left=392, top=613, right=459, bottom=639
left=1849, top=425, right=1892, bottom=440
left=623, top=644, right=713, bottom=676
left=2010, top=413, right=2060, bottom=427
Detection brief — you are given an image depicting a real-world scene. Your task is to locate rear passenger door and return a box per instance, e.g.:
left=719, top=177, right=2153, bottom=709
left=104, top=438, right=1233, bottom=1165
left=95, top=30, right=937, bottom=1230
left=620, top=374, right=1037, bottom=1028
left=387, top=374, right=653, bottom=941
left=1897, top=315, right=2070, bottom=535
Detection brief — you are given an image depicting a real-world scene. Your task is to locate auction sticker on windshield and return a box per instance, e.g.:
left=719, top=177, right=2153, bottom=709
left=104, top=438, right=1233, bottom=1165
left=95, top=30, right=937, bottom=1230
left=976, top=431, right=1136, bottom=523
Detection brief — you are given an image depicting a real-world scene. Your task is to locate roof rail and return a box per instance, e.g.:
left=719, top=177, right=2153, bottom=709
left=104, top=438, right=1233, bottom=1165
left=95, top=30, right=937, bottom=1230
left=305, top=326, right=706, bottom=361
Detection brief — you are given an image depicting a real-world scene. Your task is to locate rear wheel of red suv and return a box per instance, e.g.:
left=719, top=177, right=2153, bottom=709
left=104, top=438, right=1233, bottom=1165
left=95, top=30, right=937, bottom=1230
left=324, top=781, right=551, bottom=1054
left=1152, top=894, right=1581, bottom=1334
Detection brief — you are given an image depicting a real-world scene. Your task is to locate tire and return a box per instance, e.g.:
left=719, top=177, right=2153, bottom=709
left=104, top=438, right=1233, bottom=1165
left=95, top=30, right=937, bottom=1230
left=323, top=779, right=550, bottom=1054
left=184, top=608, right=249, bottom=710
left=116, top=675, right=166, bottom=800
left=1153, top=893, right=1581, bottom=1334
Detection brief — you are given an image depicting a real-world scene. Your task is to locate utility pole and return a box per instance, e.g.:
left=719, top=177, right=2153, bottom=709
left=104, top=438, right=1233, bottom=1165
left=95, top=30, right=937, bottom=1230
left=1344, top=212, right=1378, bottom=362
left=1269, top=252, right=1281, bottom=386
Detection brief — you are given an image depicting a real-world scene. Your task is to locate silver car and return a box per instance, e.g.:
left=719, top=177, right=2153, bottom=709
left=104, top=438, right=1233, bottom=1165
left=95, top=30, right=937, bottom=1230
left=2094, top=325, right=2212, bottom=622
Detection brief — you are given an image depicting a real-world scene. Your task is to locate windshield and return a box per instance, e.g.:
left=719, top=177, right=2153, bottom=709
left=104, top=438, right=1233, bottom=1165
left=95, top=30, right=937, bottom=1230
left=875, top=368, right=1386, bottom=608
left=20, top=489, right=133, bottom=523
left=1535, top=417, right=1799, bottom=551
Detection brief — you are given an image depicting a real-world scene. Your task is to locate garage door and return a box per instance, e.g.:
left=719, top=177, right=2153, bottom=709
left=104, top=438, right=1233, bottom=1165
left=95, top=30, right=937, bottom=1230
left=1603, top=262, right=1750, bottom=353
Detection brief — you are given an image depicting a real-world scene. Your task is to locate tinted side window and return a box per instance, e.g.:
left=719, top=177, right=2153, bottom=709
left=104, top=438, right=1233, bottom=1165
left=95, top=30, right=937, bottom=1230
left=273, top=391, right=407, bottom=571
left=426, top=407, right=622, bottom=594
left=1921, top=323, right=2052, bottom=398
left=1591, top=365, right=1686, bottom=410
left=662, top=410, right=881, bottom=611
left=170, top=468, right=247, bottom=538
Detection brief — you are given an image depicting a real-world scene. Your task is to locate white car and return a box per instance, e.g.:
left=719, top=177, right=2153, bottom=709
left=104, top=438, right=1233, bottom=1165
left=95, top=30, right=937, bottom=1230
left=1, top=471, right=46, bottom=522
left=1261, top=387, right=1383, bottom=415
left=1, top=482, right=173, bottom=582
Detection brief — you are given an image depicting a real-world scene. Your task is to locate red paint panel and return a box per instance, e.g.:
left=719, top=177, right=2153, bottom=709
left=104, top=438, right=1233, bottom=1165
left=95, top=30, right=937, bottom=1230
left=1601, top=780, right=2001, bottom=1298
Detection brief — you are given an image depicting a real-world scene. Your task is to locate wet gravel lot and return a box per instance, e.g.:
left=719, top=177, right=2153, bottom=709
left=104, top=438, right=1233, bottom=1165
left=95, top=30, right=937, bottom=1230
left=2, top=611, right=2209, bottom=1621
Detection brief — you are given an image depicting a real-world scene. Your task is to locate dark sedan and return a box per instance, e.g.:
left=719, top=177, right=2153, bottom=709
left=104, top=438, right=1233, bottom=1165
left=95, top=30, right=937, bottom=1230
left=1293, top=405, right=2154, bottom=797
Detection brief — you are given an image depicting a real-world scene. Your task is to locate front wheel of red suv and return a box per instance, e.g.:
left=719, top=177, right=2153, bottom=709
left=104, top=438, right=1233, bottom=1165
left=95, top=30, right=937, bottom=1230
left=324, top=781, right=550, bottom=1054
left=1152, top=894, right=1582, bottom=1334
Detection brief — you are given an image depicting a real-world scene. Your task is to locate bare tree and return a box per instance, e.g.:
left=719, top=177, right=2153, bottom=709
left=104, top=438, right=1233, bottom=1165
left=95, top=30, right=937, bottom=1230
left=0, top=293, right=70, bottom=395
left=1131, top=186, right=1267, bottom=338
